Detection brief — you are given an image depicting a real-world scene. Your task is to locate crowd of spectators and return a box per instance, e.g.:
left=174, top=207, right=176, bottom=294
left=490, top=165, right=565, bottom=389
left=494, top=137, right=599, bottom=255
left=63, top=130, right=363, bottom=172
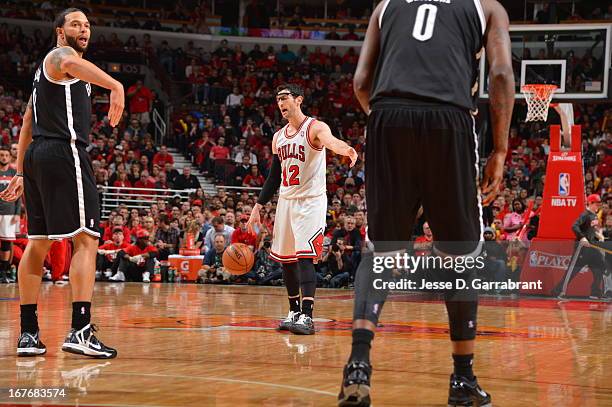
left=0, top=22, right=611, bottom=289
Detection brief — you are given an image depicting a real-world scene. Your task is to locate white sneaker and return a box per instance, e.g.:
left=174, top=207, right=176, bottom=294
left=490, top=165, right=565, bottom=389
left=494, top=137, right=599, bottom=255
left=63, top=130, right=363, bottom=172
left=95, top=271, right=101, bottom=280
left=109, top=271, right=125, bottom=282
left=142, top=272, right=150, bottom=283
left=279, top=310, right=300, bottom=331
left=42, top=269, right=52, bottom=281
left=103, top=269, right=112, bottom=279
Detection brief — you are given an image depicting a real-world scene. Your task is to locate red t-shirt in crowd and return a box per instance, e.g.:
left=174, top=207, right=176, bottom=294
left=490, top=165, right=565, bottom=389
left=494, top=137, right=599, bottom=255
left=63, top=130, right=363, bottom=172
left=153, top=152, right=174, bottom=167
left=99, top=242, right=129, bottom=251
left=243, top=174, right=265, bottom=187
left=210, top=145, right=230, bottom=160
left=99, top=242, right=130, bottom=261
left=125, top=244, right=158, bottom=256
left=231, top=228, right=257, bottom=248
left=127, top=85, right=154, bottom=114
left=113, top=180, right=132, bottom=189
left=414, top=235, right=433, bottom=256
left=134, top=178, right=156, bottom=194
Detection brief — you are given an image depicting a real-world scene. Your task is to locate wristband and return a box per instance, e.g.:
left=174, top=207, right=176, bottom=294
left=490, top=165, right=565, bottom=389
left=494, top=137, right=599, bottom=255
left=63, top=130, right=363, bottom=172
left=15, top=172, right=23, bottom=177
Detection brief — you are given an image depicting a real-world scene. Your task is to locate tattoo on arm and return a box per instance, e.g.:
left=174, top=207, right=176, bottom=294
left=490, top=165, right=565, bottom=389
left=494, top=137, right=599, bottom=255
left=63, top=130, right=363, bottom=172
left=48, top=47, right=78, bottom=73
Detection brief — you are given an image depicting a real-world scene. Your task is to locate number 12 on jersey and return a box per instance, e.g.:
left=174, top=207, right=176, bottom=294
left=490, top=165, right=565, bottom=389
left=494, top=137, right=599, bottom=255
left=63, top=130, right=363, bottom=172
left=282, top=165, right=300, bottom=187
left=412, top=4, right=438, bottom=42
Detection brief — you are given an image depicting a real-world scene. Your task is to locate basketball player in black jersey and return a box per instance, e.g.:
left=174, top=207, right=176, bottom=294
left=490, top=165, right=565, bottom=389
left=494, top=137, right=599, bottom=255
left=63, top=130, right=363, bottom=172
left=338, top=1, right=514, bottom=406
left=0, top=8, right=124, bottom=358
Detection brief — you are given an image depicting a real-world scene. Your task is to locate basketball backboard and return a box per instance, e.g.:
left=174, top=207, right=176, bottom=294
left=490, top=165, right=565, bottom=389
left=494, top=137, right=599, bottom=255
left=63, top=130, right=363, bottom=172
left=479, top=24, right=611, bottom=100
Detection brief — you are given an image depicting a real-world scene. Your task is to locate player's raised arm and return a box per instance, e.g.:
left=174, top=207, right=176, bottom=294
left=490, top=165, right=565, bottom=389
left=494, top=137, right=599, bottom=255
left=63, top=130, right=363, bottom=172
left=480, top=0, right=514, bottom=205
left=0, top=97, right=33, bottom=202
left=353, top=2, right=383, bottom=115
left=46, top=47, right=124, bottom=127
left=248, top=133, right=282, bottom=231
left=310, top=121, right=357, bottom=167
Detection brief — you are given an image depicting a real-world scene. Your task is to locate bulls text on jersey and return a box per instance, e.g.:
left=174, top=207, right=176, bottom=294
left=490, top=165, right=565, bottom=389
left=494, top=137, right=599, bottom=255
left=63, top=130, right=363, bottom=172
left=278, top=143, right=305, bottom=162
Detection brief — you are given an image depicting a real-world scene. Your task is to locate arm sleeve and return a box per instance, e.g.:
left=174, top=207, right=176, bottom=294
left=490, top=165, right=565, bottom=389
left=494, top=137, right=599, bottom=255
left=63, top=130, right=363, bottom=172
left=256, top=155, right=281, bottom=205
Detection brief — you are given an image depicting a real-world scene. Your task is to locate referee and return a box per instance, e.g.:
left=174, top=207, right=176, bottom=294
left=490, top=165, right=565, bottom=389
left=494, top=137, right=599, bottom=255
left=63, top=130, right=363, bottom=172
left=0, top=8, right=123, bottom=358
left=554, top=194, right=607, bottom=299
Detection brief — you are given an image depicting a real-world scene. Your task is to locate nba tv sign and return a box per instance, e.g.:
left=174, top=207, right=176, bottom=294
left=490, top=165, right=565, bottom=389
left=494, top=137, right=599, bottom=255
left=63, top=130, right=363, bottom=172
left=551, top=173, right=576, bottom=207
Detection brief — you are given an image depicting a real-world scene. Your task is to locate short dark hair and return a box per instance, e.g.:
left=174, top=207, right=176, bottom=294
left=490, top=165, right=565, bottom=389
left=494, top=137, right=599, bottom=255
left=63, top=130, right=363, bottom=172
left=53, top=8, right=84, bottom=40
left=0, top=146, right=10, bottom=154
left=276, top=83, right=304, bottom=97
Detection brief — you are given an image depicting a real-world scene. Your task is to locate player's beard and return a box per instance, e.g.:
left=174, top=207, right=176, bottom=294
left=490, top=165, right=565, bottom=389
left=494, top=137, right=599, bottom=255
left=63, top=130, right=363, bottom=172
left=65, top=34, right=88, bottom=54
left=0, top=160, right=9, bottom=166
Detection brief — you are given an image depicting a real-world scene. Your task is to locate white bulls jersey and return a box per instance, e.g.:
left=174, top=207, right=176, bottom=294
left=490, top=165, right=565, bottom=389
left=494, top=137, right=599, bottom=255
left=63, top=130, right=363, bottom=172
left=275, top=116, right=326, bottom=200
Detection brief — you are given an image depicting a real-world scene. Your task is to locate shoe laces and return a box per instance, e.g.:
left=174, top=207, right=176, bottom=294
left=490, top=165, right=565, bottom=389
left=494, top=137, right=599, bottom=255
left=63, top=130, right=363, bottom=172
left=20, top=331, right=38, bottom=344
left=284, top=311, right=298, bottom=321
left=345, top=360, right=371, bottom=383
left=296, top=313, right=311, bottom=324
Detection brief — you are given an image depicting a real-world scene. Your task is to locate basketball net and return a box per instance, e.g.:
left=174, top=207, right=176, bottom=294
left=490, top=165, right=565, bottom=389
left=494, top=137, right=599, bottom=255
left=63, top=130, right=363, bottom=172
left=522, top=84, right=557, bottom=122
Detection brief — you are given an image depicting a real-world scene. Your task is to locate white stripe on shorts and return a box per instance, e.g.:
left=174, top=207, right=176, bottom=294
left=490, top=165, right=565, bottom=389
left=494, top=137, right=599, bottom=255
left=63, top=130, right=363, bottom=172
left=64, top=84, right=86, bottom=229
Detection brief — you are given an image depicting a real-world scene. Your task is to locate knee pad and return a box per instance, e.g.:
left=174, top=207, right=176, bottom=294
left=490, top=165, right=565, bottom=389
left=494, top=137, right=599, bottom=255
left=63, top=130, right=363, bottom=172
left=0, top=240, right=12, bottom=251
left=353, top=252, right=389, bottom=326
left=445, top=300, right=478, bottom=341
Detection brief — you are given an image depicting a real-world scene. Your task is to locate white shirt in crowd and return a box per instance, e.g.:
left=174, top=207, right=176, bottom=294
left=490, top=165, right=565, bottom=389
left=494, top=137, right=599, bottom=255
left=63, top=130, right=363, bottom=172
left=225, top=93, right=244, bottom=107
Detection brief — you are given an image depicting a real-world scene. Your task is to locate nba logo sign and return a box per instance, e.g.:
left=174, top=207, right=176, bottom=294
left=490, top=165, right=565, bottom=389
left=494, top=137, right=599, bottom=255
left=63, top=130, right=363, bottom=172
left=558, top=173, right=570, bottom=196
left=529, top=251, right=538, bottom=267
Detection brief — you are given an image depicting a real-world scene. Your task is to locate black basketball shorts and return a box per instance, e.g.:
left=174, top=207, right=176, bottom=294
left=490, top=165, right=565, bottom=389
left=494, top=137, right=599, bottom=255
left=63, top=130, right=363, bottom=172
left=24, top=137, right=100, bottom=239
left=365, top=101, right=483, bottom=256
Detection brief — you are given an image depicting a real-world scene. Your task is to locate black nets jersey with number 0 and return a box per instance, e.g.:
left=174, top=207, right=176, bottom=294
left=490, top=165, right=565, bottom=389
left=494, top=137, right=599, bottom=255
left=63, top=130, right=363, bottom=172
left=31, top=48, right=92, bottom=145
left=371, top=0, right=485, bottom=111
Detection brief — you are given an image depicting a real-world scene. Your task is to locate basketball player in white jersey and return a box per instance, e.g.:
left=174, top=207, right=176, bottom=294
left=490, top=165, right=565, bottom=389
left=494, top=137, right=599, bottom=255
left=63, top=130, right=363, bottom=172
left=248, top=84, right=357, bottom=334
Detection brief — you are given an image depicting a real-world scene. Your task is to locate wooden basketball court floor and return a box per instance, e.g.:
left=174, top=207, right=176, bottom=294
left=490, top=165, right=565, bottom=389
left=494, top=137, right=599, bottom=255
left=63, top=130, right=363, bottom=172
left=0, top=283, right=610, bottom=407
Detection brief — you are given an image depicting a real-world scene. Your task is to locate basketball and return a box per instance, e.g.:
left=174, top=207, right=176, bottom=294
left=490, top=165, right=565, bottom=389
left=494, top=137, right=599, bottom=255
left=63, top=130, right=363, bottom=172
left=222, top=243, right=255, bottom=275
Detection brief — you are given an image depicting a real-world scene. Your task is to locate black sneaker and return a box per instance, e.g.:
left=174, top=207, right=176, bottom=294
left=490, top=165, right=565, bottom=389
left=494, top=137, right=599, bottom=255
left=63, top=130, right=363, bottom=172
left=448, top=374, right=492, bottom=407
left=0, top=269, right=11, bottom=284
left=17, top=331, right=47, bottom=356
left=279, top=311, right=300, bottom=331
left=289, top=313, right=315, bottom=335
left=61, top=324, right=117, bottom=359
left=338, top=360, right=372, bottom=407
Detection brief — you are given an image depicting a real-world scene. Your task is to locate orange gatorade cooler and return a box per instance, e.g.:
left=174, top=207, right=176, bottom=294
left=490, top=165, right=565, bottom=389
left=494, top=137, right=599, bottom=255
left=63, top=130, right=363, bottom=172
left=168, top=255, right=204, bottom=282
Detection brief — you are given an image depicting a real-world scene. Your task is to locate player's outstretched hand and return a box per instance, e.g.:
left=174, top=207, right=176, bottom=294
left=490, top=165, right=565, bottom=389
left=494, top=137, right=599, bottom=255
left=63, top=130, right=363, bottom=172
left=0, top=175, right=24, bottom=202
left=247, top=203, right=262, bottom=234
left=480, top=151, right=505, bottom=206
left=108, top=83, right=125, bottom=127
left=347, top=147, right=358, bottom=168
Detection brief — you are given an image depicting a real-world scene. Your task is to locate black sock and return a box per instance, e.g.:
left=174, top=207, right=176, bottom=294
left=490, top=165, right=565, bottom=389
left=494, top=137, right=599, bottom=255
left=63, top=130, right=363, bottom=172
left=301, top=299, right=314, bottom=318
left=20, top=304, right=39, bottom=334
left=453, top=353, right=474, bottom=380
left=288, top=295, right=300, bottom=313
left=0, top=259, right=9, bottom=271
left=72, top=302, right=91, bottom=330
left=349, top=328, right=374, bottom=364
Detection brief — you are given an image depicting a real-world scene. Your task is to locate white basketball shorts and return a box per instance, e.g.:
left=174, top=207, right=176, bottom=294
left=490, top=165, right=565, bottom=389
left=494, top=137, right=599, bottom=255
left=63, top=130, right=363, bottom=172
left=270, top=194, right=326, bottom=263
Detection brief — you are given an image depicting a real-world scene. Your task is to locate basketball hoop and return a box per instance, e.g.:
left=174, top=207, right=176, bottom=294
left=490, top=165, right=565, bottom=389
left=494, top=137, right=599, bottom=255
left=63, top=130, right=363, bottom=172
left=522, top=84, right=558, bottom=122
